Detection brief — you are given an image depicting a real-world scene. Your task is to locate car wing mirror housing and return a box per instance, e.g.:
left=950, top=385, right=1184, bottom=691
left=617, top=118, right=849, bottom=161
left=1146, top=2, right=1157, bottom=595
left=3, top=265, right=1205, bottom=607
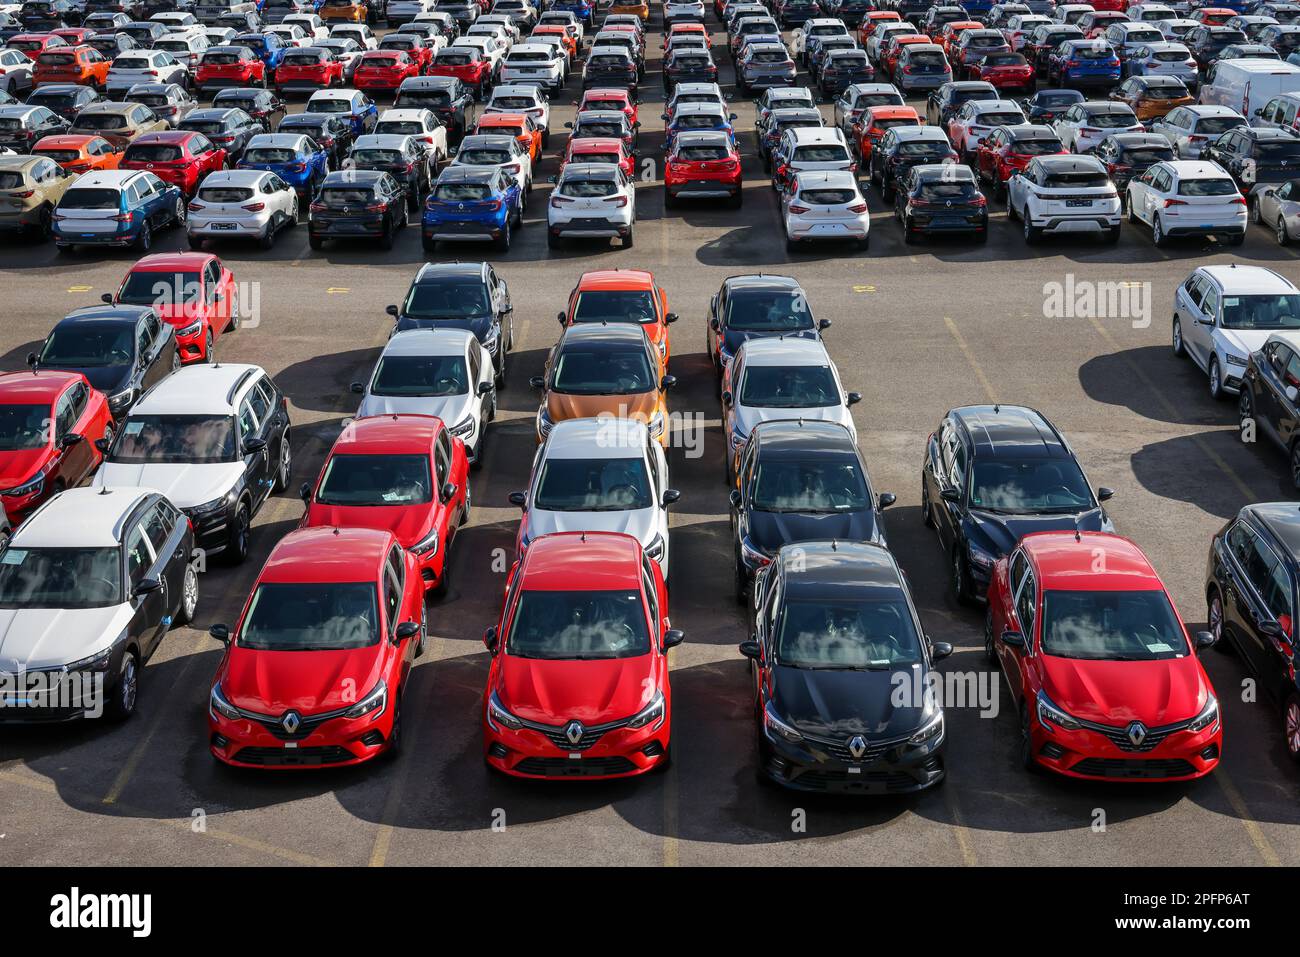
left=209, top=623, right=230, bottom=644
left=483, top=625, right=499, bottom=654
left=930, top=639, right=953, bottom=661
left=1097, top=486, right=1114, bottom=502
left=395, top=620, right=420, bottom=641
left=1000, top=629, right=1025, bottom=648
left=663, top=628, right=685, bottom=650
left=1194, top=630, right=1216, bottom=650
left=738, top=637, right=762, bottom=661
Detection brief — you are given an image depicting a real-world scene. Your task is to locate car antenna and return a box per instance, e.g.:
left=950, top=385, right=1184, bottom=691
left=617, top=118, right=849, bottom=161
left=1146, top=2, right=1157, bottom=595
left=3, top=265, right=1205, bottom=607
left=333, top=527, right=340, bottom=535
left=1074, top=515, right=1081, bottom=543
left=98, top=486, right=112, bottom=496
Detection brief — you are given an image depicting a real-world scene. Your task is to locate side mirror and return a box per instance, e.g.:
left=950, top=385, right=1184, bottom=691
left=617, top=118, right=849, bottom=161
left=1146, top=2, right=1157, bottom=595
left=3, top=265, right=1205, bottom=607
left=243, top=437, right=266, bottom=455
left=395, top=620, right=421, bottom=641
left=1259, top=619, right=1283, bottom=638
left=663, top=627, right=685, bottom=650
left=59, top=432, right=83, bottom=448
left=930, top=640, right=953, bottom=662
left=556, top=310, right=566, bottom=324
left=729, top=112, right=737, bottom=121
left=563, top=120, right=573, bottom=128
left=94, top=437, right=111, bottom=454
left=878, top=492, right=896, bottom=510
left=661, top=488, right=680, bottom=506
left=349, top=381, right=365, bottom=394
left=547, top=174, right=556, bottom=183
left=209, top=623, right=230, bottom=644
left=1097, top=486, right=1114, bottom=502
left=508, top=490, right=527, bottom=508
left=483, top=625, right=499, bottom=654
left=477, top=380, right=493, bottom=395
left=26, top=351, right=37, bottom=368
left=132, top=576, right=161, bottom=598
left=728, top=488, right=742, bottom=509
left=660, top=374, right=676, bottom=390
left=846, top=391, right=862, bottom=406
left=529, top=375, right=545, bottom=389
left=1195, top=630, right=1216, bottom=650
left=665, top=312, right=678, bottom=324
left=385, top=304, right=399, bottom=318
left=818, top=318, right=832, bottom=330
left=939, top=488, right=960, bottom=503
left=738, top=637, right=762, bottom=661
left=441, top=481, right=456, bottom=502
left=299, top=481, right=311, bottom=504
left=101, top=293, right=114, bottom=304
left=721, top=389, right=733, bottom=407
left=1000, top=629, right=1025, bottom=648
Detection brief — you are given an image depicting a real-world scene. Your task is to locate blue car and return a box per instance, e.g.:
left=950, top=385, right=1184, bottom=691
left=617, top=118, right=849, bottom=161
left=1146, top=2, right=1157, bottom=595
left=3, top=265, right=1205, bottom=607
left=231, top=32, right=289, bottom=74
left=664, top=103, right=738, bottom=150
left=237, top=132, right=330, bottom=198
left=304, top=88, right=379, bottom=137
left=550, top=0, right=595, bottom=28
left=1047, top=39, right=1123, bottom=88
left=52, top=169, right=185, bottom=253
left=422, top=165, right=522, bottom=252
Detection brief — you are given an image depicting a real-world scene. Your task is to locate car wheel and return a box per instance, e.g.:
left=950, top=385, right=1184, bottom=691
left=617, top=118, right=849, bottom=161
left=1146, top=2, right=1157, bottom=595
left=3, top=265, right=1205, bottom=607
left=1208, top=355, right=1223, bottom=401
left=903, top=217, right=918, bottom=243
left=495, top=217, right=512, bottom=251
left=273, top=429, right=291, bottom=492
left=733, top=548, right=748, bottom=604
left=379, top=217, right=395, bottom=251
left=34, top=205, right=52, bottom=241
left=1279, top=216, right=1292, bottom=246
left=135, top=220, right=152, bottom=252
left=1172, top=317, right=1185, bottom=357
left=1152, top=213, right=1168, bottom=247
left=422, top=236, right=437, bottom=253
left=494, top=346, right=506, bottom=388
left=173, top=196, right=186, bottom=228
left=1022, top=210, right=1039, bottom=243
left=1019, top=703, right=1037, bottom=772
left=226, top=500, right=251, bottom=565
left=171, top=351, right=181, bottom=375
left=1207, top=588, right=1227, bottom=651
left=1251, top=196, right=1261, bottom=224
left=952, top=547, right=971, bottom=605
left=385, top=693, right=403, bottom=758
left=984, top=608, right=997, bottom=664
left=104, top=649, right=139, bottom=722
left=188, top=234, right=205, bottom=250
left=415, top=598, right=428, bottom=659
left=921, top=478, right=935, bottom=528
left=175, top=562, right=198, bottom=626
left=624, top=225, right=635, bottom=247
left=309, top=235, right=324, bottom=250
left=433, top=544, right=451, bottom=598
left=258, top=221, right=276, bottom=249
left=1285, top=694, right=1300, bottom=762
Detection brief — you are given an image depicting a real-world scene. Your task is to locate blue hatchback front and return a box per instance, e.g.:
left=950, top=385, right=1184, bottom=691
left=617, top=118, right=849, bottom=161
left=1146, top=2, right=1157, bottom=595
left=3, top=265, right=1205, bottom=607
left=237, top=132, right=330, bottom=198
left=422, top=165, right=520, bottom=249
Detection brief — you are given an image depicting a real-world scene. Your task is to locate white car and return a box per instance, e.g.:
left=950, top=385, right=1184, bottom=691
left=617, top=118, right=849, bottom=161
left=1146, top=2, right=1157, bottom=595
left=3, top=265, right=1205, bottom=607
left=483, top=82, right=549, bottom=133
left=387, top=0, right=438, bottom=27
left=792, top=17, right=851, bottom=62
left=106, top=51, right=187, bottom=97
left=664, top=0, right=706, bottom=23
left=354, top=328, right=496, bottom=465
left=1052, top=100, right=1144, bottom=153
left=328, top=22, right=377, bottom=50
left=187, top=168, right=301, bottom=249
left=721, top=336, right=860, bottom=482
left=265, top=24, right=310, bottom=48
left=375, top=107, right=449, bottom=165
left=150, top=11, right=201, bottom=32
left=867, top=22, right=919, bottom=65
left=282, top=13, right=329, bottom=40
left=537, top=10, right=584, bottom=44
left=500, top=41, right=564, bottom=91
left=0, top=47, right=33, bottom=97
left=457, top=34, right=508, bottom=75
left=1128, top=3, right=1179, bottom=22
left=665, top=81, right=729, bottom=121
left=1173, top=264, right=1300, bottom=398
left=200, top=27, right=238, bottom=47
left=547, top=161, right=636, bottom=248
left=466, top=21, right=514, bottom=49
left=0, top=487, right=198, bottom=722
left=452, top=132, right=532, bottom=194
left=317, top=38, right=364, bottom=81
left=781, top=168, right=870, bottom=250
left=947, top=98, right=1026, bottom=158
left=1149, top=104, right=1247, bottom=158
left=1004, top=14, right=1053, bottom=50
left=1125, top=159, right=1247, bottom=247
left=491, top=0, right=539, bottom=29
left=477, top=13, right=522, bottom=41
left=514, top=417, right=675, bottom=576
left=94, top=363, right=292, bottom=565
left=1157, top=18, right=1200, bottom=40
left=153, top=31, right=210, bottom=70
left=1008, top=153, right=1122, bottom=242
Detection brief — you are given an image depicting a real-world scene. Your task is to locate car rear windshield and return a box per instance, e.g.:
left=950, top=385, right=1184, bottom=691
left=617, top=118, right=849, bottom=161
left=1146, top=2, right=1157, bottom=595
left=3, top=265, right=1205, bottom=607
left=197, top=185, right=253, bottom=202
left=0, top=172, right=25, bottom=189
left=751, top=49, right=789, bottom=62
left=552, top=343, right=655, bottom=394
left=74, top=114, right=128, bottom=130
left=506, top=589, right=651, bottom=660
left=676, top=143, right=728, bottom=160
left=1152, top=48, right=1189, bottom=60
left=917, top=181, right=979, bottom=201
left=1087, top=110, right=1136, bottom=128
left=493, top=96, right=535, bottom=110
left=0, top=547, right=122, bottom=610
left=775, top=596, right=922, bottom=669
left=970, top=458, right=1093, bottom=511
left=436, top=52, right=472, bottom=64
left=572, top=289, right=657, bottom=325
left=397, top=91, right=451, bottom=108
left=124, top=144, right=183, bottom=162
left=457, top=147, right=510, bottom=164
left=353, top=148, right=404, bottom=166
left=34, top=148, right=80, bottom=162
left=857, top=92, right=904, bottom=106
left=181, top=120, right=224, bottom=134
left=589, top=53, right=629, bottom=66
left=560, top=177, right=618, bottom=197
left=1219, top=293, right=1300, bottom=330
left=201, top=52, right=240, bottom=64
left=377, top=121, right=425, bottom=136
left=875, top=116, right=918, bottom=129
left=1177, top=176, right=1237, bottom=196
left=509, top=50, right=551, bottom=62
left=370, top=353, right=468, bottom=396
left=534, top=456, right=652, bottom=511
left=896, top=140, right=948, bottom=156
left=37, top=52, right=76, bottom=64
left=1041, top=589, right=1187, bottom=660
left=40, top=324, right=133, bottom=367
left=316, top=452, right=433, bottom=505
left=739, top=364, right=838, bottom=409
left=800, top=187, right=857, bottom=204
left=307, top=99, right=351, bottom=113
left=319, top=186, right=377, bottom=205
left=110, top=414, right=237, bottom=464
left=238, top=581, right=380, bottom=651
left=1195, top=115, right=1245, bottom=134
left=1120, top=145, right=1173, bottom=163
left=1043, top=170, right=1109, bottom=187
left=432, top=181, right=492, bottom=201
left=1013, top=135, right=1064, bottom=154
left=282, top=52, right=325, bottom=64
left=1073, top=45, right=1114, bottom=59
left=910, top=51, right=948, bottom=67
left=58, top=187, right=122, bottom=208
left=978, top=111, right=1023, bottom=126
left=243, top=147, right=299, bottom=163
left=793, top=144, right=849, bottom=162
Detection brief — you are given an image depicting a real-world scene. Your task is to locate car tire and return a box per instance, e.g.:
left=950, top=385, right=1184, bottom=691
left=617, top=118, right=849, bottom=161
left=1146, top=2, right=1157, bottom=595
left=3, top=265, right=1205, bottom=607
left=1172, top=317, right=1185, bottom=357
left=921, top=479, right=935, bottom=529
left=984, top=608, right=998, bottom=664
left=172, top=196, right=186, bottom=228
left=1251, top=195, right=1261, bottom=224
left=494, top=216, right=511, bottom=251
left=1209, top=355, right=1224, bottom=401
left=1285, top=693, right=1300, bottom=763
left=258, top=222, right=276, bottom=249
left=422, top=236, right=437, bottom=253
left=1207, top=587, right=1227, bottom=651
left=1290, top=440, right=1300, bottom=491
left=1279, top=216, right=1292, bottom=246
left=1152, top=213, right=1168, bottom=247
left=547, top=231, right=561, bottom=248
left=203, top=329, right=213, bottom=364
left=1021, top=210, right=1039, bottom=243
left=188, top=234, right=205, bottom=250
left=624, top=226, right=635, bottom=247
left=733, top=548, right=748, bottom=604
left=433, top=546, right=451, bottom=598
left=1229, top=230, right=1245, bottom=247
left=273, top=429, right=291, bottom=492
left=103, top=649, right=139, bottom=723
left=226, top=500, right=251, bottom=565
left=379, top=218, right=395, bottom=251
left=175, top=562, right=198, bottom=627
left=309, top=235, right=324, bottom=250
left=385, top=694, right=403, bottom=758
left=135, top=220, right=152, bottom=252
left=1018, top=703, right=1037, bottom=772
left=903, top=217, right=918, bottom=243
left=1104, top=224, right=1120, bottom=244
left=951, top=547, right=971, bottom=606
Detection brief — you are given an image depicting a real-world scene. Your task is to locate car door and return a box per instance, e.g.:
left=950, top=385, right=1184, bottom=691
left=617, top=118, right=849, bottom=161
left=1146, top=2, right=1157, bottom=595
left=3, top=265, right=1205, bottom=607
left=236, top=391, right=272, bottom=508
left=935, top=422, right=967, bottom=554
left=1272, top=346, right=1300, bottom=450
left=999, top=552, right=1034, bottom=702
left=432, top=427, right=457, bottom=535
left=124, top=514, right=167, bottom=649
left=1227, top=520, right=1295, bottom=681
left=50, top=382, right=91, bottom=484
left=203, top=258, right=230, bottom=335
left=140, top=497, right=187, bottom=648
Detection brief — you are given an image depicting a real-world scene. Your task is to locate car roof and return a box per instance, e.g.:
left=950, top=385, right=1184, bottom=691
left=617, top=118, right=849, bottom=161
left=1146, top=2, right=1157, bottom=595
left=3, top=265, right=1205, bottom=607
left=1247, top=501, right=1300, bottom=560
left=458, top=133, right=517, bottom=148
left=1034, top=153, right=1105, bottom=172
left=520, top=530, right=643, bottom=590
left=353, top=133, right=413, bottom=149
left=1023, top=531, right=1162, bottom=587
left=322, top=168, right=385, bottom=184
left=247, top=133, right=312, bottom=149
left=0, top=369, right=80, bottom=402
left=259, top=526, right=393, bottom=584
left=753, top=418, right=855, bottom=453
left=201, top=168, right=274, bottom=187
left=384, top=327, right=476, bottom=355
left=780, top=540, right=902, bottom=594
left=15, top=486, right=152, bottom=548
left=1166, top=159, right=1234, bottom=178
left=559, top=322, right=647, bottom=347
left=545, top=416, right=650, bottom=457
left=132, top=362, right=263, bottom=415
left=787, top=126, right=844, bottom=144
left=330, top=413, right=441, bottom=454
left=413, top=260, right=488, bottom=281
left=61, top=304, right=154, bottom=325
left=739, top=336, right=832, bottom=366
left=1199, top=263, right=1296, bottom=293
left=562, top=162, right=620, bottom=177
left=64, top=169, right=146, bottom=188
left=950, top=404, right=1070, bottom=459
left=576, top=268, right=655, bottom=290
left=793, top=168, right=859, bottom=188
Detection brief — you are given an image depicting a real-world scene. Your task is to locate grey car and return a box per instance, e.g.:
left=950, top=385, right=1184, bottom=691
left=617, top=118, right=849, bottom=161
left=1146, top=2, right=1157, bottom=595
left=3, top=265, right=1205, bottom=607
left=737, top=42, right=797, bottom=94
left=1254, top=176, right=1300, bottom=244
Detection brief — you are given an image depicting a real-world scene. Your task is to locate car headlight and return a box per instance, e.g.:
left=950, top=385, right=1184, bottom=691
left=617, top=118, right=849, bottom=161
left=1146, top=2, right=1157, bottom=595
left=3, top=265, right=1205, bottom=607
left=647, top=410, right=665, bottom=438
left=409, top=527, right=441, bottom=556
left=343, top=679, right=387, bottom=720
left=645, top=533, right=665, bottom=561
left=1224, top=352, right=1248, bottom=368
left=1187, top=694, right=1219, bottom=734
left=1036, top=690, right=1081, bottom=732
left=65, top=636, right=118, bottom=673
left=1, top=473, right=43, bottom=498
left=188, top=493, right=231, bottom=517
left=109, top=388, right=135, bottom=411
left=448, top=415, right=475, bottom=438
left=909, top=710, right=944, bottom=746
left=764, top=702, right=803, bottom=743
left=209, top=683, right=242, bottom=722
left=729, top=428, right=748, bottom=451
left=177, top=320, right=204, bottom=338
left=486, top=689, right=522, bottom=731
left=626, top=690, right=665, bottom=729
left=966, top=541, right=995, bottom=569
left=482, top=325, right=500, bottom=355
left=740, top=536, right=772, bottom=569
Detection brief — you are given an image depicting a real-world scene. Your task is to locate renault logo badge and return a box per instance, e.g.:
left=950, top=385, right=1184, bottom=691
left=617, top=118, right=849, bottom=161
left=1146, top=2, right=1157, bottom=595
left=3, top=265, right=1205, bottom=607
left=281, top=711, right=301, bottom=734
left=848, top=735, right=867, bottom=759
left=1127, top=721, right=1147, bottom=747
left=564, top=720, right=584, bottom=745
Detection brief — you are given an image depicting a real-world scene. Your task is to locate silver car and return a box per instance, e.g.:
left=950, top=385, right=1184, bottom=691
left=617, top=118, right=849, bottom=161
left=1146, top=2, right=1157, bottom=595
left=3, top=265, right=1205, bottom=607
left=781, top=168, right=870, bottom=249
left=187, top=168, right=300, bottom=249
left=1253, top=176, right=1300, bottom=243
left=1150, top=104, right=1247, bottom=157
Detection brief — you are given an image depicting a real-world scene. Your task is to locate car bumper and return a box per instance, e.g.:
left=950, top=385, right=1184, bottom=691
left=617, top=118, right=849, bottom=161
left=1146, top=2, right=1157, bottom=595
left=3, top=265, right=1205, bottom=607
left=1030, top=720, right=1221, bottom=781
left=312, top=217, right=387, bottom=237
left=423, top=217, right=507, bottom=241
left=667, top=178, right=741, bottom=198
left=484, top=714, right=670, bottom=779
left=209, top=708, right=396, bottom=768
left=550, top=215, right=632, bottom=237
left=758, top=725, right=946, bottom=793
left=0, top=207, right=43, bottom=229
left=899, top=73, right=949, bottom=90
left=52, top=226, right=141, bottom=246
left=787, top=215, right=870, bottom=240
left=744, top=73, right=797, bottom=90
left=1034, top=213, right=1123, bottom=234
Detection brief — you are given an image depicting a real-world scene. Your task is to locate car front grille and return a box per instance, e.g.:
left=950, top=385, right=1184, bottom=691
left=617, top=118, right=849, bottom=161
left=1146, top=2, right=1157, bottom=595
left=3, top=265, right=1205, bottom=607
left=1070, top=757, right=1197, bottom=779
left=513, top=756, right=637, bottom=776
left=792, top=768, right=918, bottom=791
left=517, top=715, right=629, bottom=752
left=1076, top=716, right=1192, bottom=753
left=803, top=731, right=911, bottom=764
left=234, top=746, right=355, bottom=766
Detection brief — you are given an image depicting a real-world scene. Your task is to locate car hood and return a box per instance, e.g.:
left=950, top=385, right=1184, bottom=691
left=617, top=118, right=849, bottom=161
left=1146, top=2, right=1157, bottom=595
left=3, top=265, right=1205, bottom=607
left=772, top=662, right=928, bottom=738
left=398, top=314, right=494, bottom=342
left=0, top=447, right=52, bottom=489
left=525, top=504, right=657, bottom=545
left=964, top=506, right=1107, bottom=558
left=304, top=501, right=433, bottom=547
left=94, top=461, right=245, bottom=508
left=0, top=603, right=132, bottom=671
left=720, top=326, right=817, bottom=356
left=497, top=652, right=656, bottom=725
left=748, top=505, right=879, bottom=554
left=356, top=392, right=473, bottom=425
left=1218, top=327, right=1272, bottom=360
left=734, top=402, right=853, bottom=439
left=1039, top=652, right=1211, bottom=726
left=546, top=389, right=658, bottom=422
left=220, top=645, right=386, bottom=715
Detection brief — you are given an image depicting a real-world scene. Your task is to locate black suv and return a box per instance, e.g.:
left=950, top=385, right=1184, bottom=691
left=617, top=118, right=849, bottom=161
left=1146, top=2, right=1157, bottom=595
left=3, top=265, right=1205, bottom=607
left=1203, top=126, right=1300, bottom=199
left=394, top=75, right=473, bottom=140
left=212, top=88, right=286, bottom=133
left=178, top=108, right=263, bottom=161
left=925, top=80, right=999, bottom=127
left=308, top=169, right=407, bottom=251
left=25, top=84, right=105, bottom=123
left=277, top=112, right=354, bottom=167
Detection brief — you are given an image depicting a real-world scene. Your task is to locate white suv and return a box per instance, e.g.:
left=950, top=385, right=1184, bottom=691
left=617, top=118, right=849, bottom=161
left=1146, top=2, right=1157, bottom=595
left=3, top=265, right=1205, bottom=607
left=1008, top=153, right=1122, bottom=243
left=547, top=161, right=636, bottom=248
left=482, top=83, right=550, bottom=139
left=1126, top=159, right=1246, bottom=248
left=500, top=41, right=565, bottom=92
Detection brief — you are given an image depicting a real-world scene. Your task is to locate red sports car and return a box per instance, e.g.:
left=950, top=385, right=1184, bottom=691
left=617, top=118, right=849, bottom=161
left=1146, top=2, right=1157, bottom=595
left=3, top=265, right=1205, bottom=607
left=353, top=50, right=420, bottom=93
left=0, top=370, right=112, bottom=523
left=207, top=526, right=426, bottom=768
left=110, top=252, right=237, bottom=364
left=482, top=531, right=683, bottom=779
left=119, top=130, right=228, bottom=197
left=986, top=531, right=1222, bottom=782
left=301, top=414, right=469, bottom=594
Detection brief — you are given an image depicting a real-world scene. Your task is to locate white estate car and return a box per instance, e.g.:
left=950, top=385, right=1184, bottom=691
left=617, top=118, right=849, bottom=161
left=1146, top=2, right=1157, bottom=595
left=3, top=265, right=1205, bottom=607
left=1051, top=100, right=1144, bottom=153
left=1125, top=159, right=1246, bottom=247
left=1007, top=153, right=1122, bottom=242
left=106, top=50, right=188, bottom=98
left=1149, top=104, right=1247, bottom=158
left=547, top=161, right=636, bottom=248
left=187, top=168, right=301, bottom=249
left=781, top=168, right=870, bottom=249
left=1173, top=264, right=1300, bottom=398
left=375, top=108, right=450, bottom=165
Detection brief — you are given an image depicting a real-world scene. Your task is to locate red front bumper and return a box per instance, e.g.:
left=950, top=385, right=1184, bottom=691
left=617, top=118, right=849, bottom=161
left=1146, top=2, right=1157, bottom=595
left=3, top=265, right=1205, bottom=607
left=1030, top=716, right=1222, bottom=782
left=209, top=706, right=396, bottom=769
left=484, top=710, right=670, bottom=779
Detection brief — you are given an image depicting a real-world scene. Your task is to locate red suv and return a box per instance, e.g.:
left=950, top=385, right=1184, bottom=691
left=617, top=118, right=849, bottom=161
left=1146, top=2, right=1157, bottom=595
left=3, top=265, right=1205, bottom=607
left=664, top=130, right=742, bottom=208
left=195, top=46, right=267, bottom=91
left=0, top=370, right=113, bottom=523
left=207, top=526, right=426, bottom=768
left=120, top=131, right=227, bottom=197
left=482, top=531, right=683, bottom=779
left=301, top=414, right=470, bottom=594
left=353, top=50, right=420, bottom=93
left=428, top=47, right=493, bottom=96
left=110, top=252, right=237, bottom=364
left=986, top=531, right=1222, bottom=781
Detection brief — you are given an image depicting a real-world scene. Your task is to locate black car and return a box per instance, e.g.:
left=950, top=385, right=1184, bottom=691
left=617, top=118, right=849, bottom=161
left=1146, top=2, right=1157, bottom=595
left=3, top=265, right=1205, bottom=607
left=394, top=75, right=473, bottom=139
left=772, top=0, right=822, bottom=28
left=729, top=420, right=886, bottom=599
left=1187, top=25, right=1248, bottom=69
left=662, top=50, right=717, bottom=91
left=1204, top=126, right=1300, bottom=199
left=24, top=84, right=105, bottom=123
left=19, top=0, right=80, bottom=28
left=1018, top=86, right=1085, bottom=124
left=582, top=46, right=638, bottom=93
left=1092, top=132, right=1174, bottom=207
left=895, top=162, right=989, bottom=242
left=32, top=305, right=178, bottom=420
left=348, top=134, right=430, bottom=212
left=706, top=274, right=830, bottom=379
left=817, top=50, right=874, bottom=98
left=1205, top=502, right=1300, bottom=760
left=117, top=19, right=167, bottom=46
left=212, top=87, right=285, bottom=133
left=85, top=31, right=137, bottom=59
left=1023, top=24, right=1085, bottom=76
left=178, top=107, right=262, bottom=160
left=739, top=540, right=950, bottom=793
left=921, top=404, right=1114, bottom=603
left=925, top=80, right=999, bottom=127
left=1237, top=332, right=1300, bottom=487
left=214, top=10, right=260, bottom=33
left=275, top=111, right=353, bottom=166
left=84, top=0, right=144, bottom=18
left=871, top=125, right=959, bottom=201
left=820, top=0, right=873, bottom=26
left=309, top=168, right=408, bottom=251
left=387, top=260, right=513, bottom=383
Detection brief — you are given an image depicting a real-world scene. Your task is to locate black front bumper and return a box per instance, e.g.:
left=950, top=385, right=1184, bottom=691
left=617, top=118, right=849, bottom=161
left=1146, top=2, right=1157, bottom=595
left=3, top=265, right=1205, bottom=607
left=758, top=729, right=946, bottom=794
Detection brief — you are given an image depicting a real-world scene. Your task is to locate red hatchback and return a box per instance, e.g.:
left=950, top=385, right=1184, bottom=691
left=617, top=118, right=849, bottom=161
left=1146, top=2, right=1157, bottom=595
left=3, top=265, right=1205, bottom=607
left=111, top=252, right=237, bottom=363
left=974, top=51, right=1034, bottom=90
left=974, top=124, right=1067, bottom=198
left=428, top=47, right=493, bottom=94
left=561, top=136, right=635, bottom=178
left=986, top=531, right=1222, bottom=782
left=664, top=130, right=742, bottom=208
left=275, top=47, right=346, bottom=91
left=207, top=526, right=426, bottom=769
left=120, top=131, right=227, bottom=197
left=195, top=46, right=267, bottom=90
left=0, top=370, right=113, bottom=523
left=577, top=87, right=638, bottom=129
left=482, top=531, right=683, bottom=779
left=353, top=50, right=420, bottom=93
left=301, top=414, right=470, bottom=594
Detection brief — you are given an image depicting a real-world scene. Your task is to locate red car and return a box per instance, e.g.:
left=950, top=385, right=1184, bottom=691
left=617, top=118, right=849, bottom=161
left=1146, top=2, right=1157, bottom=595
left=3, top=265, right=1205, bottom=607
left=120, top=130, right=227, bottom=197
left=378, top=34, right=435, bottom=71
left=665, top=130, right=742, bottom=207
left=481, top=531, right=682, bottom=779
left=195, top=46, right=267, bottom=91
left=111, top=252, right=237, bottom=364
left=353, top=50, right=420, bottom=93
left=275, top=47, right=347, bottom=91
left=577, top=87, right=638, bottom=129
left=6, top=34, right=66, bottom=60
left=973, top=51, right=1034, bottom=90
left=975, top=124, right=1067, bottom=198
left=301, top=414, right=469, bottom=594
left=428, top=47, right=493, bottom=95
left=0, top=370, right=112, bottom=523
left=561, top=135, right=635, bottom=178
left=1193, top=6, right=1236, bottom=24
left=207, top=526, right=426, bottom=769
left=51, top=27, right=95, bottom=46
left=986, top=531, right=1222, bottom=782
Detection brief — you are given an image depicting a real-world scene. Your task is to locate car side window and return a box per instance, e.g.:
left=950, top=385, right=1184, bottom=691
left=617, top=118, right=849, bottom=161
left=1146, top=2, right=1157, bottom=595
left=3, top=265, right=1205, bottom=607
left=642, top=563, right=659, bottom=632
left=1008, top=550, right=1027, bottom=595
left=1244, top=531, right=1293, bottom=627
left=247, top=376, right=271, bottom=423
left=67, top=381, right=88, bottom=421
left=136, top=320, right=152, bottom=360
left=434, top=431, right=450, bottom=488
left=237, top=396, right=259, bottom=441
left=143, top=502, right=173, bottom=555
left=1284, top=351, right=1300, bottom=389
left=126, top=523, right=155, bottom=587
left=1014, top=566, right=1037, bottom=639
left=383, top=566, right=402, bottom=633
left=1202, top=284, right=1220, bottom=321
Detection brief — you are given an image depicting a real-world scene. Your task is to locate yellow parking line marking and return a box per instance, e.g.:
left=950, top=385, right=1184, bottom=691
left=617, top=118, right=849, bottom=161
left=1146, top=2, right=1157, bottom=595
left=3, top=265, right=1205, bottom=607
left=942, top=788, right=977, bottom=865
left=66, top=285, right=93, bottom=293
left=1216, top=768, right=1281, bottom=866
left=851, top=283, right=876, bottom=293
left=944, top=317, right=998, bottom=404
left=326, top=287, right=351, bottom=295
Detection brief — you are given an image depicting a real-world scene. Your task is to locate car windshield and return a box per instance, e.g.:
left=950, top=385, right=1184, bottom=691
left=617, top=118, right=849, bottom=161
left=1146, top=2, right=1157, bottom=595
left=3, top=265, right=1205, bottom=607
left=242, top=147, right=298, bottom=163
left=506, top=589, right=650, bottom=660
left=73, top=113, right=127, bottom=130
left=725, top=289, right=813, bottom=332
left=402, top=278, right=491, bottom=317
left=316, top=452, right=432, bottom=505
left=572, top=289, right=657, bottom=325
left=552, top=343, right=655, bottom=394
left=752, top=455, right=868, bottom=512
left=534, top=456, right=652, bottom=511
left=970, top=458, right=1094, bottom=512
left=238, top=581, right=379, bottom=651
left=775, top=597, right=922, bottom=669
left=740, top=365, right=838, bottom=408
left=117, top=270, right=201, bottom=307
left=110, top=413, right=237, bottom=464
left=370, top=353, right=468, bottom=396
left=1041, top=589, right=1188, bottom=660
left=0, top=404, right=49, bottom=451
left=40, top=325, right=133, bottom=367
left=1219, top=293, right=1300, bottom=330
left=0, top=547, right=122, bottom=609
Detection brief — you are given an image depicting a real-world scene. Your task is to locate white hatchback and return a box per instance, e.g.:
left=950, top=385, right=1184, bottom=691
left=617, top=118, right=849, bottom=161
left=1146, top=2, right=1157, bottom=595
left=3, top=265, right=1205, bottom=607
left=187, top=168, right=299, bottom=249
left=1126, top=159, right=1247, bottom=246
left=547, top=161, right=636, bottom=247
left=781, top=168, right=869, bottom=249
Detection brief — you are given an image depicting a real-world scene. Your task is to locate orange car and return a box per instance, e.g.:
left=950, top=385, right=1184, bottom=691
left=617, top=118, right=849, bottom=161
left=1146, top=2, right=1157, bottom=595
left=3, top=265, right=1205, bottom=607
left=663, top=21, right=709, bottom=49
left=531, top=25, right=577, bottom=62
left=561, top=269, right=676, bottom=366
left=474, top=111, right=543, bottom=164
left=1110, top=75, right=1194, bottom=121
left=534, top=323, right=672, bottom=446
left=32, top=45, right=111, bottom=90
left=939, top=21, right=983, bottom=57
left=319, top=0, right=371, bottom=22
left=857, top=10, right=901, bottom=46
left=854, top=105, right=922, bottom=161
left=30, top=134, right=122, bottom=173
